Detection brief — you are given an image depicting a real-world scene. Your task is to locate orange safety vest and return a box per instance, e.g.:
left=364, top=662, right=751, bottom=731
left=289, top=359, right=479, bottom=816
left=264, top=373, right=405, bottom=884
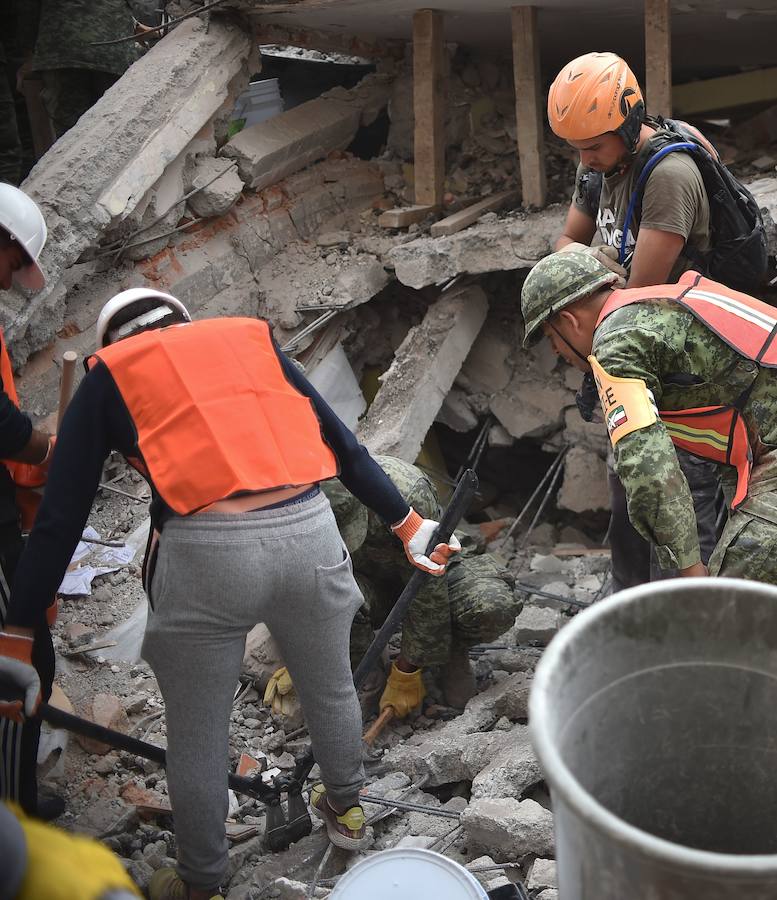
left=596, top=270, right=777, bottom=508
left=0, top=330, right=47, bottom=492
left=88, top=318, right=339, bottom=516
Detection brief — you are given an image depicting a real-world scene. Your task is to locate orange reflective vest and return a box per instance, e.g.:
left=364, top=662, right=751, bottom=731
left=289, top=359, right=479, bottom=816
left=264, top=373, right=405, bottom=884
left=0, top=330, right=47, bottom=492
left=596, top=270, right=777, bottom=508
left=88, top=318, right=339, bottom=516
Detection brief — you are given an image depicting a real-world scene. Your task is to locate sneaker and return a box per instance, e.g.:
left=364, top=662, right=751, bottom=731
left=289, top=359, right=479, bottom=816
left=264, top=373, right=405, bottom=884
left=309, top=783, right=369, bottom=850
left=148, top=868, right=223, bottom=900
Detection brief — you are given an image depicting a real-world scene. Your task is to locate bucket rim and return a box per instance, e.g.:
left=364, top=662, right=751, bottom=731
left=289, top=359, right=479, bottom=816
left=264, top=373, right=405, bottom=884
left=529, top=576, right=777, bottom=877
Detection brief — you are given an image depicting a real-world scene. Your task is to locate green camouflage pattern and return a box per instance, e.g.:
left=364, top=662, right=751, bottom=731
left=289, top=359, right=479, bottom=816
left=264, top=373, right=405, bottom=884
left=323, top=456, right=519, bottom=667
left=41, top=69, right=119, bottom=139
left=593, top=298, right=777, bottom=575
left=31, top=0, right=138, bottom=76
left=521, top=249, right=619, bottom=347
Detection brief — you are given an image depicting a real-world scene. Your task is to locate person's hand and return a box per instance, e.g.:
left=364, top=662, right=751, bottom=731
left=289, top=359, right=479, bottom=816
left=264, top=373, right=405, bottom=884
left=680, top=561, right=709, bottom=577
left=379, top=663, right=425, bottom=717
left=263, top=666, right=296, bottom=717
left=559, top=241, right=628, bottom=282
left=391, top=508, right=462, bottom=575
left=0, top=631, right=40, bottom=723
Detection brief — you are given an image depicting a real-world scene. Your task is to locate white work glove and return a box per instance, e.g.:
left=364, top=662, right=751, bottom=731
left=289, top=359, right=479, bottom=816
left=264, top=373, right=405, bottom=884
left=391, top=508, right=462, bottom=576
left=0, top=631, right=41, bottom=722
left=560, top=241, right=628, bottom=282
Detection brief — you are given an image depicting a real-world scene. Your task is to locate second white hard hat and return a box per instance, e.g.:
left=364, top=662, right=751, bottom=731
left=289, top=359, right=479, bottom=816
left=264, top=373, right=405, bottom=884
left=0, top=184, right=47, bottom=291
left=96, top=287, right=191, bottom=348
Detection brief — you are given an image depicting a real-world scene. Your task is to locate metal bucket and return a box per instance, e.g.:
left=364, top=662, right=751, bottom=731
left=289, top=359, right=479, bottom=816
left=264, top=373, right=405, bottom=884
left=530, top=577, right=777, bottom=900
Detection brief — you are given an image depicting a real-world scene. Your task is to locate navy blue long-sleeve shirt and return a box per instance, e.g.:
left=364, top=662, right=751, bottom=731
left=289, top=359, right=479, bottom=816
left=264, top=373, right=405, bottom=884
left=6, top=342, right=409, bottom=628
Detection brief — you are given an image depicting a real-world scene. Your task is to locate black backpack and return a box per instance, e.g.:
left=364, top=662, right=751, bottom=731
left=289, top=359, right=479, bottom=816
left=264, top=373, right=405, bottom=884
left=578, top=118, right=768, bottom=292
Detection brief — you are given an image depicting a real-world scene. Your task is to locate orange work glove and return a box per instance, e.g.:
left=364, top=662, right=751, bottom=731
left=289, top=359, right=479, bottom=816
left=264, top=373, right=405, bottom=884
left=391, top=508, right=461, bottom=575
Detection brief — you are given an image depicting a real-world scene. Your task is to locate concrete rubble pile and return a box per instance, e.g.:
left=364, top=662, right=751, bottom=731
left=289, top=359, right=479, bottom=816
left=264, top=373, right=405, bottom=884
left=11, top=8, right=777, bottom=900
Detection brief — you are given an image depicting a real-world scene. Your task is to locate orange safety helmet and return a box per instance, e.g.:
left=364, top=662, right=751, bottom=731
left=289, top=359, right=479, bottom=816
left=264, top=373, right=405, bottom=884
left=548, top=52, right=645, bottom=153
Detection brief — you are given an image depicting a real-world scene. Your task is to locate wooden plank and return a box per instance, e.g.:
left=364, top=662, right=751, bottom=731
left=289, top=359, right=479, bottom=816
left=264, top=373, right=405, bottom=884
left=673, top=66, right=777, bottom=117
left=413, top=9, right=446, bottom=207
left=430, top=190, right=519, bottom=237
left=645, top=0, right=672, bottom=118
left=511, top=6, right=547, bottom=208
left=378, top=204, right=436, bottom=228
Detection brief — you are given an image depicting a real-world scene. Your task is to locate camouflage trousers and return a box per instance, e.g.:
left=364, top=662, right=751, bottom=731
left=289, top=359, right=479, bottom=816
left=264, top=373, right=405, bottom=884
left=0, top=46, right=22, bottom=185
left=709, top=452, right=777, bottom=583
left=40, top=69, right=118, bottom=139
left=349, top=553, right=519, bottom=669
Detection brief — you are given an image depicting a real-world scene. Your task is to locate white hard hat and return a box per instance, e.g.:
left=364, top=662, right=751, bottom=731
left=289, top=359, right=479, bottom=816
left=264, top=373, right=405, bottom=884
left=96, top=287, right=191, bottom=348
left=0, top=184, right=47, bottom=291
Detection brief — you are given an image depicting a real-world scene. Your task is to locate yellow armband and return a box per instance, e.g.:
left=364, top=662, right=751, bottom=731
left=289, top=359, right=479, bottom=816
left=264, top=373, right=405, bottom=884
left=588, top=355, right=658, bottom=446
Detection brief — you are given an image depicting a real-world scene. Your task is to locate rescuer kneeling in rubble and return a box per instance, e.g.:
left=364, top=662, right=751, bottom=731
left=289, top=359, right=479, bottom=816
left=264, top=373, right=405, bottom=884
left=265, top=455, right=519, bottom=720
left=520, top=249, right=777, bottom=581
left=0, top=289, right=459, bottom=900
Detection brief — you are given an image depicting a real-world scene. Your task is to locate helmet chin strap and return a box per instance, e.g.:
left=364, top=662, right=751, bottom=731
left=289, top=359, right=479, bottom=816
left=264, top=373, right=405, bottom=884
left=549, top=322, right=590, bottom=366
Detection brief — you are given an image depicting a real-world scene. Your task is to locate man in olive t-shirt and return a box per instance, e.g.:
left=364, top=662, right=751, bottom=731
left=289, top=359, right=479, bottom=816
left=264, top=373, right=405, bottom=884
left=547, top=51, right=719, bottom=591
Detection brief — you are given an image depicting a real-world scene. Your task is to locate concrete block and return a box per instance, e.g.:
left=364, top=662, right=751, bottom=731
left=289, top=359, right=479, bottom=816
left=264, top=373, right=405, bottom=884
left=222, top=98, right=360, bottom=191
left=490, top=376, right=571, bottom=441
left=77, top=693, right=130, bottom=755
left=461, top=797, right=554, bottom=859
left=527, top=858, right=558, bottom=892
left=186, top=157, right=244, bottom=218
left=537, top=891, right=560, bottom=900
left=470, top=725, right=542, bottom=800
left=557, top=446, right=609, bottom=513
left=242, top=623, right=283, bottom=687
left=358, top=283, right=488, bottom=460
left=513, top=606, right=559, bottom=645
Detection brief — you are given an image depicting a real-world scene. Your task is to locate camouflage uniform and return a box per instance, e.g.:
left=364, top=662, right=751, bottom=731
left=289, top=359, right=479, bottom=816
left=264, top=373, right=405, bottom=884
left=0, top=2, right=38, bottom=185
left=593, top=301, right=777, bottom=580
left=30, top=0, right=139, bottom=138
left=322, top=457, right=519, bottom=669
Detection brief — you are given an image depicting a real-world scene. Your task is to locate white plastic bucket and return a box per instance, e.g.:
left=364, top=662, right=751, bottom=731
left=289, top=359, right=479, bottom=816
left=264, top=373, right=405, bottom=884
left=330, top=848, right=489, bottom=899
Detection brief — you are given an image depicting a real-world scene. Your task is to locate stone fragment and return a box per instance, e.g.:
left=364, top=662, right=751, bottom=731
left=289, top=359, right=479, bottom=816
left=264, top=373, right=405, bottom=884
left=222, top=98, right=360, bottom=191
left=242, top=623, right=284, bottom=686
left=538, top=891, right=560, bottom=900
left=529, top=554, right=567, bottom=575
left=316, top=230, right=351, bottom=248
left=513, top=606, right=559, bottom=645
left=72, top=798, right=128, bottom=836
left=77, top=694, right=130, bottom=755
left=186, top=156, right=244, bottom=218
left=461, top=797, right=554, bottom=858
left=528, top=858, right=558, bottom=892
left=125, top=858, right=154, bottom=891
left=358, top=283, right=488, bottom=460
left=490, top=377, right=571, bottom=440
left=470, top=725, right=542, bottom=800
left=557, top=447, right=609, bottom=513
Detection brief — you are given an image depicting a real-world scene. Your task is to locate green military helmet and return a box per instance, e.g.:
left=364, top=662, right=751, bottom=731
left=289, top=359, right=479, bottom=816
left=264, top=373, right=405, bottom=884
left=321, top=478, right=369, bottom=554
left=521, top=249, right=620, bottom=347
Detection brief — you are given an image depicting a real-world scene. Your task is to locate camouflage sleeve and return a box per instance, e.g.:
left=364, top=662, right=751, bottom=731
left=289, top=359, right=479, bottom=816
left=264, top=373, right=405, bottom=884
left=595, top=325, right=702, bottom=570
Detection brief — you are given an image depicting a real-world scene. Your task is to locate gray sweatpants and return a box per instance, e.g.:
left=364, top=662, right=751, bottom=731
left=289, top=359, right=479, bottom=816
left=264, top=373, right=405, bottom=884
left=142, top=491, right=365, bottom=892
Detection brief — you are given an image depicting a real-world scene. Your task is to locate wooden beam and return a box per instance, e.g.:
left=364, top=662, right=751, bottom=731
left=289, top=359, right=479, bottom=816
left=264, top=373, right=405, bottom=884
left=378, top=204, right=437, bottom=228
left=430, top=190, right=519, bottom=237
left=511, top=6, right=547, bottom=209
left=413, top=9, right=446, bottom=208
left=673, top=66, right=777, bottom=117
left=645, top=0, right=672, bottom=118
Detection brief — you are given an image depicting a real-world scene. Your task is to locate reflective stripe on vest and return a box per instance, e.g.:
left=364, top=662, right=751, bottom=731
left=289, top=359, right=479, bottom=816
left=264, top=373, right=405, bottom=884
left=0, top=330, right=46, bottom=490
left=597, top=270, right=762, bottom=508
left=88, top=318, right=339, bottom=516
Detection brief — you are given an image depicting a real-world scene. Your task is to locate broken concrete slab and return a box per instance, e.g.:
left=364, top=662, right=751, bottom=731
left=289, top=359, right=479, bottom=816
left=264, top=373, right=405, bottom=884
left=557, top=446, right=609, bottom=514
left=461, top=797, right=554, bottom=859
left=358, top=282, right=488, bottom=460
left=10, top=16, right=255, bottom=364
left=490, top=376, right=572, bottom=441
left=222, top=97, right=361, bottom=191
left=242, top=623, right=284, bottom=687
left=389, top=206, right=566, bottom=289
left=470, top=724, right=543, bottom=800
